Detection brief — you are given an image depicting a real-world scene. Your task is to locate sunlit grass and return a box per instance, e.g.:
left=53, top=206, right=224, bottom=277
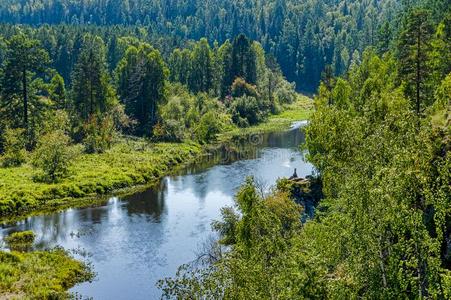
left=219, top=95, right=313, bottom=140
left=0, top=141, right=201, bottom=217
left=0, top=249, right=92, bottom=298
left=0, top=95, right=313, bottom=218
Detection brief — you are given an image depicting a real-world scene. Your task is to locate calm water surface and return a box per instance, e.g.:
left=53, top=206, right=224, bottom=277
left=1, top=122, right=313, bottom=300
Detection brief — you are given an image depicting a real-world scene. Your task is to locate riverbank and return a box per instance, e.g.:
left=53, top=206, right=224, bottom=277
left=0, top=96, right=312, bottom=221
left=0, top=248, right=93, bottom=298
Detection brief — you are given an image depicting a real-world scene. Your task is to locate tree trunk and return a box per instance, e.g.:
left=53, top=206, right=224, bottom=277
left=22, top=68, right=28, bottom=131
left=416, top=24, right=421, bottom=115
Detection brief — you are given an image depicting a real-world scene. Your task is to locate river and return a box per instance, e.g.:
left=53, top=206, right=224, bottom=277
left=0, top=122, right=314, bottom=299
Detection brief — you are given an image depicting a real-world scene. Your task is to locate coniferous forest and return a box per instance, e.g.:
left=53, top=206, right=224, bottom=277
left=0, top=0, right=450, bottom=299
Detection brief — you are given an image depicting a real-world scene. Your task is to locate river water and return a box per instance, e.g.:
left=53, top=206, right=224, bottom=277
left=0, top=122, right=314, bottom=299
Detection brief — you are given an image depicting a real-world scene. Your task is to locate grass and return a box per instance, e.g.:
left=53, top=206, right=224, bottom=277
left=0, top=96, right=313, bottom=299
left=0, top=141, right=201, bottom=218
left=218, top=94, right=313, bottom=141
left=0, top=96, right=313, bottom=220
left=0, top=249, right=93, bottom=299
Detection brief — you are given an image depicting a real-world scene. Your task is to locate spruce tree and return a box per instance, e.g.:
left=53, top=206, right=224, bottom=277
left=0, top=34, right=49, bottom=135
left=398, top=9, right=434, bottom=114
left=71, top=34, right=115, bottom=121
left=116, top=43, right=168, bottom=136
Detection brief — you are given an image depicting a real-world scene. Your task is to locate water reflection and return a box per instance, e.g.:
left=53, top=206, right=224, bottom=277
left=0, top=125, right=314, bottom=299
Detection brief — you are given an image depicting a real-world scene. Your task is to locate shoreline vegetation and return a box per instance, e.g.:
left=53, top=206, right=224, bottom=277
left=0, top=95, right=311, bottom=300
left=0, top=231, right=93, bottom=299
left=0, top=95, right=312, bottom=222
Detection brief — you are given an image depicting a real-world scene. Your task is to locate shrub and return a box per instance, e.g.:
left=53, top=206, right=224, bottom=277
left=4, top=231, right=35, bottom=251
left=231, top=77, right=259, bottom=98
left=195, top=111, right=223, bottom=143
left=32, top=130, right=76, bottom=183
left=153, top=120, right=185, bottom=142
left=1, top=127, right=27, bottom=167
left=230, top=95, right=264, bottom=126
left=274, top=80, right=297, bottom=104
left=83, top=114, right=116, bottom=153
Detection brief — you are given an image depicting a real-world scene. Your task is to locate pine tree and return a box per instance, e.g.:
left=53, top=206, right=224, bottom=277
left=71, top=34, right=115, bottom=121
left=232, top=34, right=257, bottom=85
left=0, top=34, right=49, bottom=134
left=116, top=43, right=168, bottom=136
left=48, top=73, right=66, bottom=109
left=398, top=9, right=434, bottom=114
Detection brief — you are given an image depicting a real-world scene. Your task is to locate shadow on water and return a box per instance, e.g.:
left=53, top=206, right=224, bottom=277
left=0, top=123, right=314, bottom=300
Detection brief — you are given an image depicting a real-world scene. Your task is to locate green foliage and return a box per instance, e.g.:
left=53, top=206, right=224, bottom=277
left=231, top=34, right=257, bottom=85
left=0, top=33, right=50, bottom=147
left=0, top=248, right=93, bottom=298
left=304, top=48, right=451, bottom=297
left=429, top=15, right=451, bottom=88
left=48, top=73, right=66, bottom=109
left=116, top=43, right=168, bottom=136
left=230, top=95, right=264, bottom=127
left=194, top=111, right=223, bottom=144
left=4, top=231, right=35, bottom=251
left=398, top=8, right=435, bottom=114
left=189, top=38, right=214, bottom=93
left=156, top=85, right=232, bottom=142
left=32, top=130, right=75, bottom=183
left=159, top=178, right=314, bottom=299
left=230, top=77, right=258, bottom=98
left=1, top=127, right=27, bottom=167
left=71, top=33, right=117, bottom=121
left=82, top=114, right=115, bottom=154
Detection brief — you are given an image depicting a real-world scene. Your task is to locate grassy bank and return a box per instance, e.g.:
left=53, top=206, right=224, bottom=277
left=0, top=142, right=202, bottom=218
left=0, top=96, right=312, bottom=220
left=0, top=249, right=93, bottom=299
left=0, top=96, right=312, bottom=299
left=219, top=94, right=313, bottom=140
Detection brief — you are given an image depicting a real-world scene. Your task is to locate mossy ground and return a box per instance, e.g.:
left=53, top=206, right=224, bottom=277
left=0, top=249, right=93, bottom=299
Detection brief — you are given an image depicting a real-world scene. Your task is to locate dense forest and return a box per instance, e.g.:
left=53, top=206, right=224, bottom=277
left=0, top=0, right=450, bottom=298
left=157, top=0, right=451, bottom=299
left=1, top=0, right=447, bottom=92
left=0, top=27, right=300, bottom=210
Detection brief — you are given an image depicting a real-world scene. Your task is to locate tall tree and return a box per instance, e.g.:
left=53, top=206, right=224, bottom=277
left=398, top=9, right=434, bottom=114
left=48, top=73, right=66, bottom=109
left=189, top=38, right=214, bottom=93
left=116, top=43, right=168, bottom=135
left=218, top=39, right=233, bottom=98
left=71, top=34, right=115, bottom=121
left=0, top=34, right=49, bottom=134
left=168, top=48, right=191, bottom=85
left=232, top=34, right=257, bottom=85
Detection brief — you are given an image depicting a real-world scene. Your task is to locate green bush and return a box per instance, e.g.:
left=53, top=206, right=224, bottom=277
left=195, top=111, right=224, bottom=143
left=230, top=95, right=264, bottom=126
left=1, top=128, right=27, bottom=167
left=274, top=80, right=297, bottom=104
left=4, top=231, right=35, bottom=252
left=153, top=120, right=185, bottom=142
left=32, top=130, right=76, bottom=183
left=231, top=77, right=259, bottom=98
left=83, top=114, right=116, bottom=153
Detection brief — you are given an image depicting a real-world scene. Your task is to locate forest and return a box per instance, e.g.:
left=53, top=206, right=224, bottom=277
left=1, top=0, right=446, bottom=92
left=0, top=0, right=450, bottom=298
